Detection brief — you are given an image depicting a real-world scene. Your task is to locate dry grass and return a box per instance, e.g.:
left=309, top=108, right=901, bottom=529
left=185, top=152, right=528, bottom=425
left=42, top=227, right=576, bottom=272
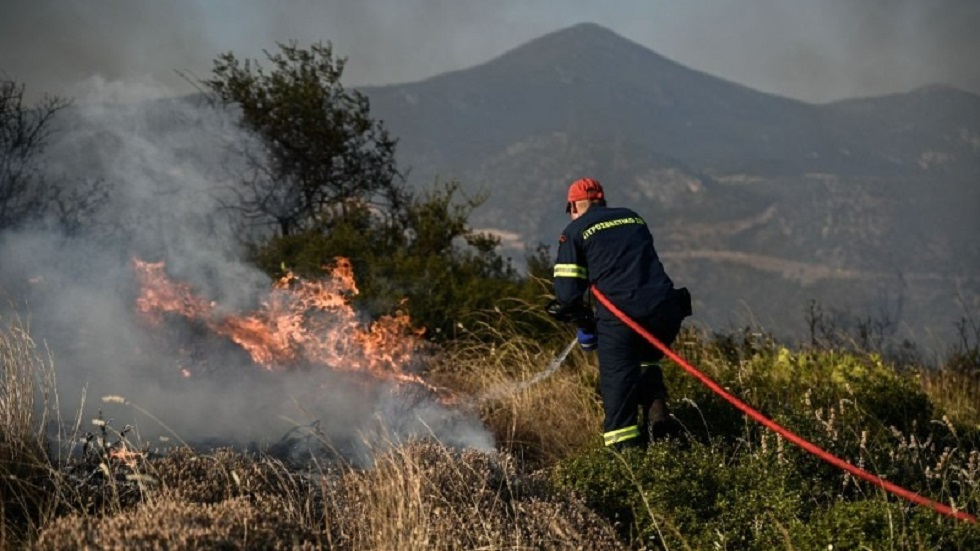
left=919, top=335, right=980, bottom=428
left=0, top=316, right=56, bottom=455
left=427, top=303, right=604, bottom=468
left=1, top=315, right=60, bottom=549
left=2, top=302, right=622, bottom=550
left=34, top=445, right=326, bottom=550
left=31, top=441, right=618, bottom=550
left=320, top=441, right=619, bottom=550
left=36, top=495, right=319, bottom=550
left=920, top=367, right=980, bottom=427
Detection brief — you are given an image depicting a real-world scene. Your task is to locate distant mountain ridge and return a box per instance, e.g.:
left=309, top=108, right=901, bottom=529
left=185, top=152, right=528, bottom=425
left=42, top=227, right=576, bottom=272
left=363, top=23, right=980, bottom=179
left=359, top=23, right=980, bottom=345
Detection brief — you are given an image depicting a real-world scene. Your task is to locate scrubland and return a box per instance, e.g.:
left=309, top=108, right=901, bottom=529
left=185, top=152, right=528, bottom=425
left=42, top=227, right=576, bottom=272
left=3, top=308, right=980, bottom=550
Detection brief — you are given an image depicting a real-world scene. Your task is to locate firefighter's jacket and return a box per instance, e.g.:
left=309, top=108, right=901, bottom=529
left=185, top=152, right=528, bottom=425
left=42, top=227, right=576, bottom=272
left=554, top=205, right=674, bottom=322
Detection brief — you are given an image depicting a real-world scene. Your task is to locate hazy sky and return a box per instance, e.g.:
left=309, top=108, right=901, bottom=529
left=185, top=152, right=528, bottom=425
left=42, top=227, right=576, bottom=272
left=2, top=0, right=979, bottom=104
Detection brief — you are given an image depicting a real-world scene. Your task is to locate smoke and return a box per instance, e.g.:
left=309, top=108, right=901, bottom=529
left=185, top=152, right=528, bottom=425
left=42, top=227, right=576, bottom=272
left=0, top=0, right=551, bottom=101
left=766, top=0, right=980, bottom=102
left=0, top=78, right=493, bottom=462
left=2, top=0, right=978, bottom=105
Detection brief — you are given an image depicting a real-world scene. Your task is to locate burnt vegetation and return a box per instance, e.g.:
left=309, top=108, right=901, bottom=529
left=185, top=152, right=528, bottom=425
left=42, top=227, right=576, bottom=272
left=2, top=41, right=980, bottom=550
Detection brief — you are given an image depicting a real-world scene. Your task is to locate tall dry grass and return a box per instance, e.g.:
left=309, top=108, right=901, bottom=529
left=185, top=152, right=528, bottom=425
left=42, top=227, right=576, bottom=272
left=920, top=364, right=980, bottom=427
left=0, top=315, right=59, bottom=548
left=919, top=316, right=980, bottom=428
left=427, top=300, right=604, bottom=468
left=34, top=440, right=619, bottom=550
left=318, top=441, right=619, bottom=549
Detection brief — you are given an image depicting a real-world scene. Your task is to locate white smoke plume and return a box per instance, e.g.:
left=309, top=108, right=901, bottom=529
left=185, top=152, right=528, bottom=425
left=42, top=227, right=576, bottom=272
left=0, top=78, right=493, bottom=463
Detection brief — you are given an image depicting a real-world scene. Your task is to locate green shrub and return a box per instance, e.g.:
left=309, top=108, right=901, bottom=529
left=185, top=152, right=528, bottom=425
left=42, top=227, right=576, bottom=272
left=553, top=441, right=805, bottom=549
left=554, top=330, right=980, bottom=548
left=796, top=499, right=980, bottom=550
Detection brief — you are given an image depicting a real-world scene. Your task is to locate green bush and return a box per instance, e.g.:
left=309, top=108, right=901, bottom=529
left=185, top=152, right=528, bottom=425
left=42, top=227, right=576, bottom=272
left=796, top=499, right=980, bottom=550
left=554, top=332, right=980, bottom=548
left=555, top=436, right=978, bottom=549
left=553, top=441, right=804, bottom=549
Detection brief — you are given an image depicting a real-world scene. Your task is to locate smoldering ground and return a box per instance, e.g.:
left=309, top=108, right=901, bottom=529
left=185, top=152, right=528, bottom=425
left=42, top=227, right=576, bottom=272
left=0, top=79, right=493, bottom=462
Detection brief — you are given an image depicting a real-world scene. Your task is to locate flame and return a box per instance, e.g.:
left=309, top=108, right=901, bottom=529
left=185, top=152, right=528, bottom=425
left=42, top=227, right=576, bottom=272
left=132, top=258, right=437, bottom=392
left=107, top=443, right=144, bottom=470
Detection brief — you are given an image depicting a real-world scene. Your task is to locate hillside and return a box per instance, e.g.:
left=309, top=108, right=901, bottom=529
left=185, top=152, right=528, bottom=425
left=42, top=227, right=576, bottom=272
left=360, top=23, right=980, bottom=345
left=364, top=23, right=980, bottom=177
left=36, top=23, right=980, bottom=346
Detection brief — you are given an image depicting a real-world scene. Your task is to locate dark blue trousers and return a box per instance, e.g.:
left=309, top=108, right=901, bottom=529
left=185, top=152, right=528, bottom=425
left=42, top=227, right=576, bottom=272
left=596, top=298, right=684, bottom=447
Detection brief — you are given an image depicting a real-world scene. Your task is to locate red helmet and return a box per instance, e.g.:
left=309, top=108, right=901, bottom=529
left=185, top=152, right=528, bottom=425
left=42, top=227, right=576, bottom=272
left=566, top=178, right=604, bottom=213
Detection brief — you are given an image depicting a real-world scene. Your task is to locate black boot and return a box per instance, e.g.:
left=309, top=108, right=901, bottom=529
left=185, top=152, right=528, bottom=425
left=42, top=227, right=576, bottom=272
left=647, top=398, right=676, bottom=442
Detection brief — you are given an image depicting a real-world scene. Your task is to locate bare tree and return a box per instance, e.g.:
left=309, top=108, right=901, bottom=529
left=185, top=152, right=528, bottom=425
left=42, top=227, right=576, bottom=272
left=0, top=78, right=108, bottom=234
left=0, top=79, right=65, bottom=229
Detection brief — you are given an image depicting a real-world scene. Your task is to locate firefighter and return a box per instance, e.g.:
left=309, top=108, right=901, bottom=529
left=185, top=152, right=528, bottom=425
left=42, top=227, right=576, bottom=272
left=547, top=177, right=691, bottom=450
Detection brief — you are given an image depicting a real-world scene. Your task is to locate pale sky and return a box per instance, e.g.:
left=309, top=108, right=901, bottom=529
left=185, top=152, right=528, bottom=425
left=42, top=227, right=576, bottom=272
left=2, top=0, right=978, bottom=104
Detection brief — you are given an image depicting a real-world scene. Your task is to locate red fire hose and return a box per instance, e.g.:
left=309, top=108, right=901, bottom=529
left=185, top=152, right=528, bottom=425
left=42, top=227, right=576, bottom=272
left=590, top=285, right=976, bottom=523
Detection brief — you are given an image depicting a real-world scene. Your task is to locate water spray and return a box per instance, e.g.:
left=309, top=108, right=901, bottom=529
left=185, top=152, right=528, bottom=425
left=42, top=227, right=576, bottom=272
left=477, top=337, right=579, bottom=404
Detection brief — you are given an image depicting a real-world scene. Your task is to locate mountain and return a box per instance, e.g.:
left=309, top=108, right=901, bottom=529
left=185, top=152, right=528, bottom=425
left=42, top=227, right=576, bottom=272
left=364, top=23, right=980, bottom=178
left=37, top=23, right=978, bottom=348
left=360, top=23, right=980, bottom=346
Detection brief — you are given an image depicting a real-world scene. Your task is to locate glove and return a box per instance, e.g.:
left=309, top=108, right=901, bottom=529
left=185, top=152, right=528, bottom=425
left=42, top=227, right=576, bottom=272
left=576, top=327, right=598, bottom=352
left=545, top=299, right=596, bottom=327
left=545, top=298, right=568, bottom=321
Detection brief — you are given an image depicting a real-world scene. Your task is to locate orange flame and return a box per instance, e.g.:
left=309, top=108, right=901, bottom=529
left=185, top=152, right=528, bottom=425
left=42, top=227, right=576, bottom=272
left=108, top=444, right=144, bottom=470
left=132, top=258, right=436, bottom=391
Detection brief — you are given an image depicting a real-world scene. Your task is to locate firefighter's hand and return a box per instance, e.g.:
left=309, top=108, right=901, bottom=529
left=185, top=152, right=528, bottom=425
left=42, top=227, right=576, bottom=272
left=545, top=298, right=571, bottom=322
left=546, top=298, right=595, bottom=326
left=576, top=327, right=598, bottom=352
